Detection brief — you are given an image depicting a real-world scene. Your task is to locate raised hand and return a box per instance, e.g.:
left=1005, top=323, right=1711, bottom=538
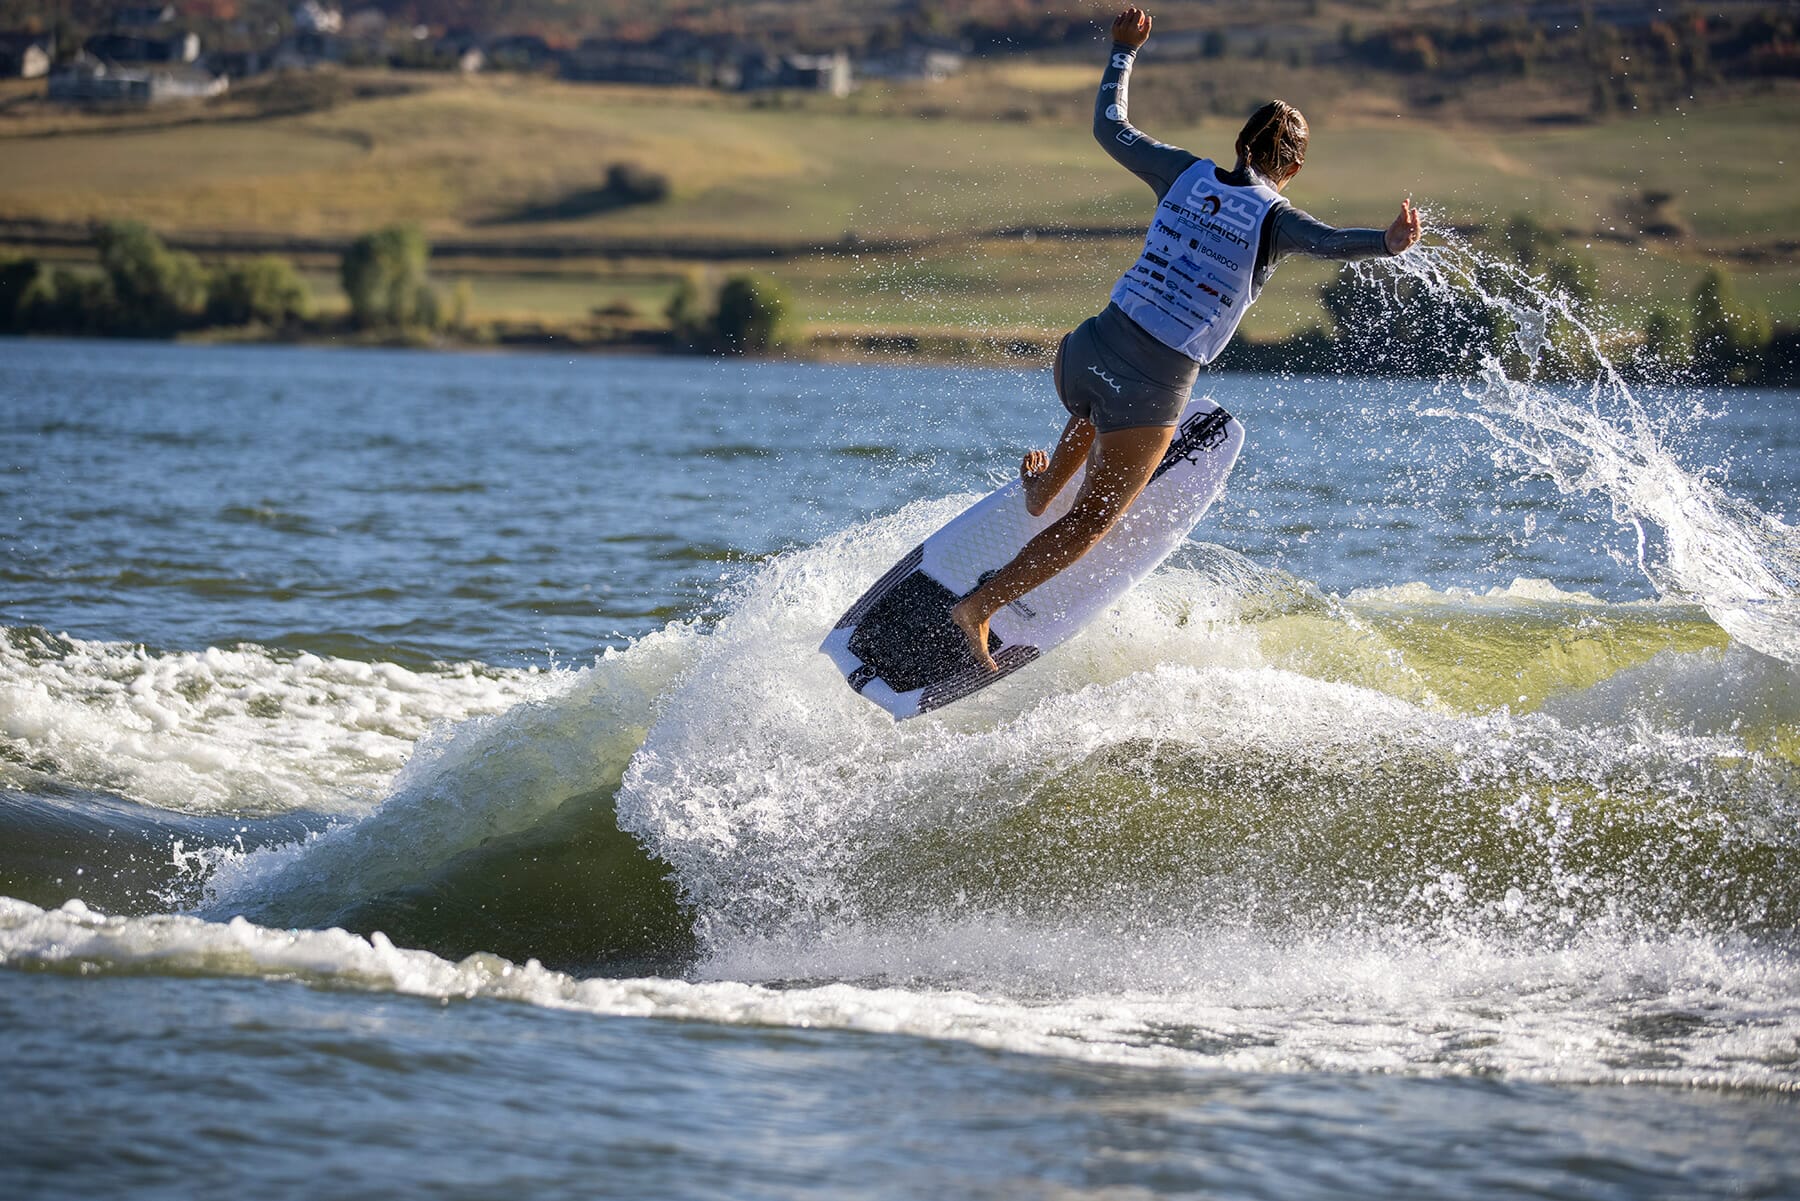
left=1385, top=198, right=1423, bottom=255
left=1112, top=6, right=1152, bottom=48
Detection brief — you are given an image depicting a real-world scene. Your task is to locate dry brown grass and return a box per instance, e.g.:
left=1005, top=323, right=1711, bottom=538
left=2, top=65, right=1794, bottom=334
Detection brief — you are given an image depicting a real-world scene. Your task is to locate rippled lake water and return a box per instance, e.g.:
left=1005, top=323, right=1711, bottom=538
left=3, top=337, right=1797, bottom=1199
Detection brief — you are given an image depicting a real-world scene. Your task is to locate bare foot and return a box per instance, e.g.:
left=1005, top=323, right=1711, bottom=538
left=1020, top=448, right=1052, bottom=516
left=949, top=597, right=998, bottom=672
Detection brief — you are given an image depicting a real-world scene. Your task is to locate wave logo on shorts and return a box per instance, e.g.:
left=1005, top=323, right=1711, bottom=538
left=1087, top=365, right=1124, bottom=394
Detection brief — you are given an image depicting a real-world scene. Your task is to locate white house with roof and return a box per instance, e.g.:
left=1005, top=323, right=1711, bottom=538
left=49, top=53, right=227, bottom=105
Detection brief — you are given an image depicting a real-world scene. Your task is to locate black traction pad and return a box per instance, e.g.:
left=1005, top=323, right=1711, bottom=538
left=845, top=569, right=997, bottom=694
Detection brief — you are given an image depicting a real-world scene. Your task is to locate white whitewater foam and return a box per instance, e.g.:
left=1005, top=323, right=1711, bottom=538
left=1347, top=576, right=1622, bottom=609
left=4, top=896, right=1794, bottom=1091
left=7, top=489, right=1786, bottom=1005
left=613, top=503, right=1794, bottom=955
left=0, top=629, right=538, bottom=815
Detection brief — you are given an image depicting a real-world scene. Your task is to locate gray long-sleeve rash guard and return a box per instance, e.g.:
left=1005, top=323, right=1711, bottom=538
left=1095, top=42, right=1392, bottom=302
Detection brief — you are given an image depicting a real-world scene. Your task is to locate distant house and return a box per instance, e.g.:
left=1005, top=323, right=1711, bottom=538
left=0, top=31, right=53, bottom=79
left=859, top=44, right=965, bottom=83
left=84, top=32, right=201, bottom=65
left=738, top=49, right=853, bottom=96
left=777, top=50, right=852, bottom=97
left=48, top=55, right=227, bottom=105
left=559, top=37, right=851, bottom=96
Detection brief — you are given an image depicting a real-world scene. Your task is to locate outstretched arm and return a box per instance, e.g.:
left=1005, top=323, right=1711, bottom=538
left=1266, top=198, right=1422, bottom=269
left=1093, top=7, right=1197, bottom=202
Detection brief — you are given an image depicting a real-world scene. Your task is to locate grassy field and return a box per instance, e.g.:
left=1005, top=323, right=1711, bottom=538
left=2, top=62, right=1795, bottom=343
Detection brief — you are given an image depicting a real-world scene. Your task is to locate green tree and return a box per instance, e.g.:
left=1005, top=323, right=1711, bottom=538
left=1543, top=251, right=1598, bottom=304
left=207, top=256, right=312, bottom=328
left=1500, top=213, right=1560, bottom=270
left=340, top=224, right=437, bottom=330
left=17, top=266, right=115, bottom=336
left=1690, top=267, right=1771, bottom=385
left=664, top=271, right=709, bottom=340
left=712, top=274, right=788, bottom=353
left=1635, top=306, right=1688, bottom=375
left=0, top=256, right=40, bottom=333
left=95, top=221, right=206, bottom=336
left=1319, top=267, right=1504, bottom=377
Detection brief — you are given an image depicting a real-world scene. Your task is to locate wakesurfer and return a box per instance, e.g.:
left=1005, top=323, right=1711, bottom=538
left=951, top=5, right=1424, bottom=671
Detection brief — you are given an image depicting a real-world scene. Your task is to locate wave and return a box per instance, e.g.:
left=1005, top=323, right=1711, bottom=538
left=4, top=895, right=1795, bottom=1092
left=0, top=626, right=696, bottom=967
left=0, top=784, right=321, bottom=916
left=2, top=493, right=1794, bottom=978
left=4, top=239, right=1796, bottom=1091
left=0, top=625, right=536, bottom=816
left=0, top=494, right=1795, bottom=1089
left=614, top=504, right=1798, bottom=962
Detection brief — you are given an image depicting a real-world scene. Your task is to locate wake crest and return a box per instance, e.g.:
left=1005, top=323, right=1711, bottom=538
left=4, top=505, right=1789, bottom=975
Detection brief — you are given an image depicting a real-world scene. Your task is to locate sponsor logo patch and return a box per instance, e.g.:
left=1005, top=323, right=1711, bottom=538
left=1198, top=242, right=1240, bottom=272
left=1163, top=201, right=1253, bottom=250
left=1150, top=408, right=1235, bottom=483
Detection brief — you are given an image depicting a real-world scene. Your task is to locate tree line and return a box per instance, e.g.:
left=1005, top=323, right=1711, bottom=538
left=0, top=220, right=792, bottom=353
left=1, top=215, right=1791, bottom=384
left=0, top=221, right=460, bottom=340
left=0, top=223, right=311, bottom=338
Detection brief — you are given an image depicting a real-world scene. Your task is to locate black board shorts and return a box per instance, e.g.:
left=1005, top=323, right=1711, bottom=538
left=1055, top=303, right=1202, bottom=434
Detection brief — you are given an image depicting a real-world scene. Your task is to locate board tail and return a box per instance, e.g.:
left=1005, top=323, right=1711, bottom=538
left=917, top=644, right=1040, bottom=714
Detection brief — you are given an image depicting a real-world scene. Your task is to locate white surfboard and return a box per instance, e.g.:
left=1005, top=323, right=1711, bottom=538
left=821, top=396, right=1244, bottom=718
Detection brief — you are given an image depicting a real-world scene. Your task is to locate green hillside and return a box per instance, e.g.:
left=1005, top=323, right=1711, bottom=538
left=1, top=63, right=1795, bottom=347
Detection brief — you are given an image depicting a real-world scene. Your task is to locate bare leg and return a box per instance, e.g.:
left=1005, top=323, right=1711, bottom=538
left=1023, top=337, right=1095, bottom=516
left=1023, top=414, right=1095, bottom=517
left=951, top=423, right=1177, bottom=671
